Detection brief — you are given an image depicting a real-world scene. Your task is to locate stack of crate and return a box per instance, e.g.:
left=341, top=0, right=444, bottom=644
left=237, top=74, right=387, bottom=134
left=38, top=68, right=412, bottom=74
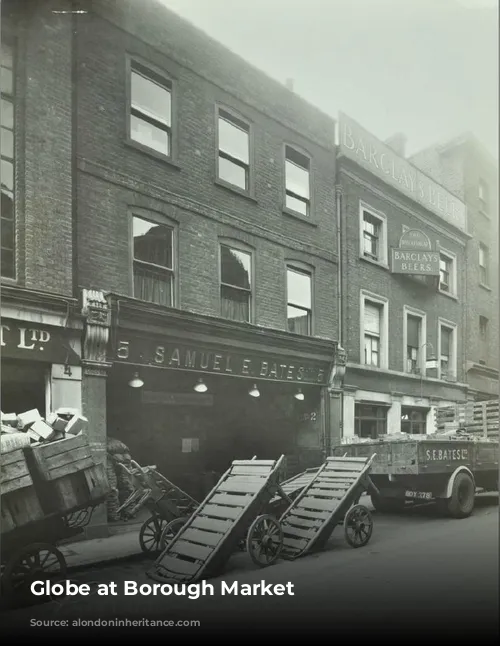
left=0, top=408, right=109, bottom=533
left=434, top=399, right=499, bottom=438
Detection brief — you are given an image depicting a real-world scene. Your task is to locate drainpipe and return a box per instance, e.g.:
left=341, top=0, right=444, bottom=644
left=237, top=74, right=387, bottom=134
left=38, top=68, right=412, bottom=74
left=336, top=185, right=343, bottom=346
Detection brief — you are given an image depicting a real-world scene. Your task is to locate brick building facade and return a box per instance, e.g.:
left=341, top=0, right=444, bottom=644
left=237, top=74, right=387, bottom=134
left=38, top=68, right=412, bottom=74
left=1, top=0, right=341, bottom=533
left=336, top=113, right=471, bottom=438
left=411, top=135, right=499, bottom=400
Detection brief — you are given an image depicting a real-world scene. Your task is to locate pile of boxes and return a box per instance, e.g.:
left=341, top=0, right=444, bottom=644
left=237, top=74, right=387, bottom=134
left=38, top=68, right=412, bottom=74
left=1, top=408, right=88, bottom=448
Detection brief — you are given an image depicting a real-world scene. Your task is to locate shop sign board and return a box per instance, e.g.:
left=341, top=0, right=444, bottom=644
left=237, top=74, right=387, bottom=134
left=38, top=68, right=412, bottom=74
left=114, top=336, right=331, bottom=386
left=338, top=112, right=467, bottom=232
left=0, top=318, right=81, bottom=365
left=391, top=229, right=440, bottom=276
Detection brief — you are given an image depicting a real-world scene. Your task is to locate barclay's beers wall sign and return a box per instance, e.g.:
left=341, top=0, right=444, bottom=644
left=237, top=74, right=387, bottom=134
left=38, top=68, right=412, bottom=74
left=339, top=112, right=467, bottom=233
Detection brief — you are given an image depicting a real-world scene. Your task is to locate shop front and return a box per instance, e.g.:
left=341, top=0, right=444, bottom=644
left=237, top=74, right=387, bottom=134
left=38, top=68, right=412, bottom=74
left=0, top=316, right=82, bottom=418
left=105, top=299, right=337, bottom=502
left=342, top=366, right=469, bottom=440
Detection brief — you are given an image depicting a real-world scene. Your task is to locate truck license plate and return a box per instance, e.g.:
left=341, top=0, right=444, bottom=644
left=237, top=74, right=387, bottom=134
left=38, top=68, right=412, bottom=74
left=405, top=490, right=432, bottom=500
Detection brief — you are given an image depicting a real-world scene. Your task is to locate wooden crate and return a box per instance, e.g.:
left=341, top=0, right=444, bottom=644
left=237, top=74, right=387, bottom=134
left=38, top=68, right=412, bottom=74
left=1, top=486, right=45, bottom=533
left=1, top=448, right=33, bottom=495
left=28, top=434, right=94, bottom=482
left=51, top=462, right=110, bottom=514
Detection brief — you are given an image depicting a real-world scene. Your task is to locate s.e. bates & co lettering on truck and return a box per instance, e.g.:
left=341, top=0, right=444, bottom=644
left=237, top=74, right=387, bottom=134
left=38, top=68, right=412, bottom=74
left=425, top=448, right=469, bottom=461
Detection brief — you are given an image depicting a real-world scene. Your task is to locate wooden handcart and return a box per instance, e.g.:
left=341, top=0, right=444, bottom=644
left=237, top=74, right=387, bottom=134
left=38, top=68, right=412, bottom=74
left=277, top=455, right=376, bottom=560
left=1, top=435, right=109, bottom=606
left=147, top=456, right=288, bottom=583
left=116, top=460, right=199, bottom=554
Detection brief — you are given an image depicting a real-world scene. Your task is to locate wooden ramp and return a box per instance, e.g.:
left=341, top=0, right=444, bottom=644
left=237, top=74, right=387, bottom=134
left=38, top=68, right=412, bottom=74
left=147, top=457, right=284, bottom=583
left=270, top=467, right=320, bottom=506
left=279, top=456, right=375, bottom=560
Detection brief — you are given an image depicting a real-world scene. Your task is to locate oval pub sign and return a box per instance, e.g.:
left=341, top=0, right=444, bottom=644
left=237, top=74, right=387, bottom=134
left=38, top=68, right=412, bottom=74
left=398, top=229, right=432, bottom=250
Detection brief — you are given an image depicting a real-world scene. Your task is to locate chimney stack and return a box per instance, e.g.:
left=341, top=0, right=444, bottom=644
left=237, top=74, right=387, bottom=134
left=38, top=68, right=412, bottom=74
left=385, top=132, right=407, bottom=157
left=285, top=78, right=294, bottom=92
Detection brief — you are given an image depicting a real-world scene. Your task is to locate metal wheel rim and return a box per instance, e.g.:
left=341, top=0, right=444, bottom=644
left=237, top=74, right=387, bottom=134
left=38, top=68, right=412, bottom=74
left=247, top=515, right=283, bottom=567
left=139, top=517, right=169, bottom=553
left=344, top=505, right=373, bottom=548
left=159, top=518, right=187, bottom=550
left=3, top=543, right=67, bottom=597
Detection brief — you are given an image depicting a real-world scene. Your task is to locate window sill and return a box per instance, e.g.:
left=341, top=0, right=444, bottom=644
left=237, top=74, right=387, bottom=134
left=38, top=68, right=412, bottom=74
left=215, top=178, right=257, bottom=203
left=282, top=207, right=317, bottom=227
left=479, top=282, right=492, bottom=292
left=359, top=255, right=389, bottom=271
left=125, top=138, right=181, bottom=170
left=438, top=289, right=459, bottom=301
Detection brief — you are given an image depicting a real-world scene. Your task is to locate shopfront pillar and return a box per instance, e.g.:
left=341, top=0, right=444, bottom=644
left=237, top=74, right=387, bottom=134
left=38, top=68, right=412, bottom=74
left=81, top=289, right=112, bottom=538
left=327, top=346, right=347, bottom=449
left=387, top=394, right=402, bottom=434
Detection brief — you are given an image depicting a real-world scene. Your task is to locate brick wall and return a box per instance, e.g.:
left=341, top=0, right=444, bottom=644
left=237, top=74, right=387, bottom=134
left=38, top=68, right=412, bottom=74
left=74, top=4, right=338, bottom=339
left=1, top=0, right=74, bottom=296
left=339, top=160, right=467, bottom=382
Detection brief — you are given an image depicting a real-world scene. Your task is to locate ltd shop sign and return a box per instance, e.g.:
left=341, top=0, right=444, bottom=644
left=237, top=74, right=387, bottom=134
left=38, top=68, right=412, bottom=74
left=0, top=319, right=81, bottom=365
left=115, top=338, right=330, bottom=385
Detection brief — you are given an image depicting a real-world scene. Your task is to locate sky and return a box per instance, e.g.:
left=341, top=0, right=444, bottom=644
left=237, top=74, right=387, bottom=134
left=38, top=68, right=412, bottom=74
left=159, top=0, right=498, bottom=160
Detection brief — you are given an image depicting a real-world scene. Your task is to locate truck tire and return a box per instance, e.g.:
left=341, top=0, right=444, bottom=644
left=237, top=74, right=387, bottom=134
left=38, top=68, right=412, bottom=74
left=440, top=472, right=475, bottom=519
left=370, top=493, right=405, bottom=513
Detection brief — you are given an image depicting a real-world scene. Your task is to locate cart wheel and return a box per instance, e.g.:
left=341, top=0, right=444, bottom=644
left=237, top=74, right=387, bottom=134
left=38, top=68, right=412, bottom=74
left=159, top=517, right=187, bottom=550
left=344, top=505, right=373, bottom=548
left=246, top=514, right=283, bottom=567
left=2, top=543, right=67, bottom=604
left=139, top=516, right=170, bottom=554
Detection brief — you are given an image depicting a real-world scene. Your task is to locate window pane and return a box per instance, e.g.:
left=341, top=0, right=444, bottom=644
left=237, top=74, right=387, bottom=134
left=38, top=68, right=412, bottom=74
left=1, top=216, right=14, bottom=249
left=218, top=156, right=247, bottom=190
left=1, top=247, right=14, bottom=278
left=1, top=159, right=13, bottom=191
left=1, top=66, right=12, bottom=95
left=133, top=217, right=173, bottom=268
left=218, top=116, right=249, bottom=164
left=364, top=303, right=381, bottom=335
left=1, top=127, right=13, bottom=158
left=1, top=43, right=13, bottom=68
left=287, top=268, right=311, bottom=309
left=441, top=328, right=451, bottom=356
left=363, top=214, right=379, bottom=235
left=285, top=193, right=308, bottom=215
left=285, top=160, right=309, bottom=200
left=220, top=245, right=251, bottom=289
left=287, top=305, right=310, bottom=335
left=133, top=265, right=172, bottom=307
left=130, top=114, right=170, bottom=155
left=363, top=232, right=378, bottom=257
left=221, top=285, right=250, bottom=322
left=407, top=315, right=420, bottom=347
left=131, top=71, right=171, bottom=126
left=1, top=99, right=13, bottom=128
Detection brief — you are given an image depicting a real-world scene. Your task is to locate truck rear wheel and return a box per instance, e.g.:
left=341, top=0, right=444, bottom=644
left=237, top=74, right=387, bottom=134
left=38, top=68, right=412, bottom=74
left=440, top=472, right=475, bottom=519
left=370, top=493, right=405, bottom=513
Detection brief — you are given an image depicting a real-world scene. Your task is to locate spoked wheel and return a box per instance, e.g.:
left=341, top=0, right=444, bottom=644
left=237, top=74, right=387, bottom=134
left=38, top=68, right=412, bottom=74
left=2, top=543, right=67, bottom=607
left=159, top=517, right=187, bottom=551
left=246, top=514, right=283, bottom=567
left=344, top=504, right=373, bottom=548
left=139, top=516, right=170, bottom=554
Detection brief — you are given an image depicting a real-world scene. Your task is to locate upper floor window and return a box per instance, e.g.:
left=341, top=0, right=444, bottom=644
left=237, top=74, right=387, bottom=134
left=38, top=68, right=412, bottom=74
left=406, top=313, right=423, bottom=374
left=132, top=215, right=174, bottom=307
left=1, top=42, right=15, bottom=280
left=479, top=316, right=488, bottom=364
left=284, top=146, right=310, bottom=216
left=439, top=251, right=456, bottom=296
left=479, top=243, right=489, bottom=286
left=130, top=61, right=172, bottom=156
left=286, top=266, right=312, bottom=335
left=359, top=205, right=387, bottom=265
left=217, top=109, right=250, bottom=192
left=220, top=244, right=252, bottom=322
left=478, top=180, right=489, bottom=215
left=363, top=301, right=382, bottom=367
left=438, top=322, right=456, bottom=381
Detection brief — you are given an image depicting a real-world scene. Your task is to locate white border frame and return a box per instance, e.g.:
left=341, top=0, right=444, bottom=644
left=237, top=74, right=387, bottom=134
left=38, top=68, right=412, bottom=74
left=438, top=246, right=458, bottom=298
